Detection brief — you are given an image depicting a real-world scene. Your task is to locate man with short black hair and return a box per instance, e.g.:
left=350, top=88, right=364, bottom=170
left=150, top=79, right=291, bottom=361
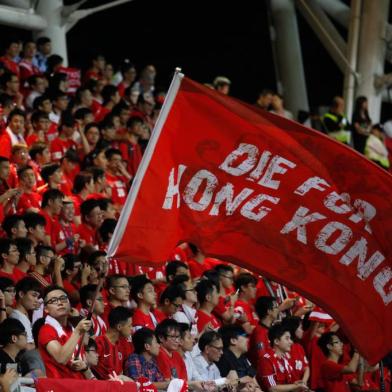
left=0, top=238, right=24, bottom=282
left=155, top=285, right=184, bottom=322
left=195, top=279, right=221, bottom=333
left=16, top=165, right=41, bottom=214
left=92, top=306, right=133, bottom=380
left=77, top=199, right=103, bottom=248
left=318, top=332, right=360, bottom=392
left=14, top=237, right=36, bottom=275
left=10, top=277, right=41, bottom=349
left=40, top=188, right=64, bottom=246
left=2, top=215, right=27, bottom=239
left=0, top=277, right=16, bottom=320
left=23, top=212, right=46, bottom=247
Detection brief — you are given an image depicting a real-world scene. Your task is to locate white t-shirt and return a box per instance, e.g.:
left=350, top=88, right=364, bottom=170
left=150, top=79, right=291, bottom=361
left=10, top=309, right=34, bottom=344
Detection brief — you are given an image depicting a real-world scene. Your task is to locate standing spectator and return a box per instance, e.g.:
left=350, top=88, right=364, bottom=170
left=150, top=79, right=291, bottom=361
left=0, top=108, right=26, bottom=159
left=270, top=93, right=294, bottom=120
left=40, top=189, right=64, bottom=246
left=0, top=38, right=20, bottom=76
left=117, top=61, right=137, bottom=97
left=50, top=113, right=77, bottom=162
left=2, top=215, right=27, bottom=240
left=25, top=75, right=47, bottom=110
left=351, top=96, right=371, bottom=154
left=154, top=285, right=184, bottom=323
left=318, top=332, right=360, bottom=392
left=213, top=76, right=231, bottom=95
left=23, top=212, right=47, bottom=248
left=16, top=166, right=42, bottom=214
left=77, top=199, right=103, bottom=248
left=1, top=74, right=23, bottom=109
left=322, top=96, right=351, bottom=144
left=0, top=277, right=16, bottom=320
left=0, top=238, right=25, bottom=283
left=255, top=89, right=274, bottom=111
left=19, top=41, right=40, bottom=87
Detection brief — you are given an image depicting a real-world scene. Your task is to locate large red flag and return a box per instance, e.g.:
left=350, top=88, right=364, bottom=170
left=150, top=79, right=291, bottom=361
left=108, top=71, right=392, bottom=363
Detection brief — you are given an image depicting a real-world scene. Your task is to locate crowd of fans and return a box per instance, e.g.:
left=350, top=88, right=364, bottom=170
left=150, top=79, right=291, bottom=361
left=0, top=35, right=390, bottom=392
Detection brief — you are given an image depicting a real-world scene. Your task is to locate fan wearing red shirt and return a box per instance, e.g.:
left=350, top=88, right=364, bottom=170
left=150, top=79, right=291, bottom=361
left=281, top=317, right=310, bottom=384
left=105, top=148, right=131, bottom=208
left=40, top=189, right=63, bottom=247
left=0, top=238, right=26, bottom=283
left=249, top=296, right=280, bottom=367
left=318, top=332, right=360, bottom=392
left=154, top=285, right=184, bottom=324
left=234, top=273, right=259, bottom=333
left=0, top=40, right=20, bottom=76
left=214, top=264, right=236, bottom=325
left=155, top=319, right=187, bottom=380
left=186, top=243, right=217, bottom=279
left=257, top=322, right=305, bottom=392
left=50, top=113, right=78, bottom=162
left=16, top=166, right=42, bottom=214
left=76, top=199, right=103, bottom=249
left=131, top=275, right=158, bottom=332
left=195, top=279, right=221, bottom=333
left=38, top=285, right=92, bottom=379
left=92, top=306, right=134, bottom=380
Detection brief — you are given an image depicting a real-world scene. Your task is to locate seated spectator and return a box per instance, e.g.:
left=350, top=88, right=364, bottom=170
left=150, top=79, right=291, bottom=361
left=270, top=93, right=294, bottom=120
left=318, top=332, right=360, bottom=392
left=38, top=285, right=92, bottom=379
left=77, top=199, right=103, bottom=248
left=0, top=318, right=27, bottom=374
left=193, top=330, right=231, bottom=387
left=23, top=212, right=47, bottom=247
left=2, top=215, right=27, bottom=240
left=59, top=149, right=79, bottom=197
left=195, top=279, right=221, bottom=333
left=25, top=76, right=46, bottom=110
left=92, top=306, right=133, bottom=380
left=40, top=189, right=64, bottom=246
left=217, top=325, right=257, bottom=380
left=14, top=238, right=36, bottom=275
left=79, top=284, right=107, bottom=337
left=165, top=261, right=190, bottom=284
left=82, top=338, right=98, bottom=379
left=172, top=274, right=198, bottom=336
left=61, top=254, right=82, bottom=305
left=365, top=124, right=390, bottom=170
left=0, top=238, right=25, bottom=282
left=213, top=76, right=231, bottom=95
left=40, top=164, right=63, bottom=192
left=0, top=277, right=16, bottom=320
left=131, top=275, right=158, bottom=331
left=155, top=319, right=187, bottom=380
left=125, top=327, right=168, bottom=388
left=248, top=296, right=279, bottom=367
left=29, top=245, right=57, bottom=288
left=154, top=285, right=184, bottom=323
left=257, top=322, right=305, bottom=392
left=0, top=108, right=26, bottom=159
left=214, top=264, right=236, bottom=324
left=50, top=113, right=77, bottom=162
left=27, top=111, right=50, bottom=147
left=10, top=277, right=41, bottom=350
left=281, top=317, right=309, bottom=385
left=29, top=143, right=51, bottom=171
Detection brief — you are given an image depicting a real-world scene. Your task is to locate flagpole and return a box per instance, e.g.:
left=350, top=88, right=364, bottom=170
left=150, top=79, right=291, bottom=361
left=379, top=361, right=385, bottom=392
left=107, top=67, right=184, bottom=259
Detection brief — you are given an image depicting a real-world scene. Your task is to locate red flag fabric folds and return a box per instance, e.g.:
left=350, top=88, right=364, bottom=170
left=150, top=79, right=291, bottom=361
left=108, top=73, right=392, bottom=364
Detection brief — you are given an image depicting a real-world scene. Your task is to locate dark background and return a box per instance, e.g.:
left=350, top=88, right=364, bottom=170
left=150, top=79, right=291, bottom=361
left=2, top=0, right=392, bottom=115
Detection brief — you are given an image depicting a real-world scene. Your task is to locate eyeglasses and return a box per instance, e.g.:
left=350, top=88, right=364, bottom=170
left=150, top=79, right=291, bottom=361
left=166, top=334, right=181, bottom=341
left=113, top=285, right=130, bottom=290
left=45, top=294, right=69, bottom=305
left=209, top=344, right=224, bottom=352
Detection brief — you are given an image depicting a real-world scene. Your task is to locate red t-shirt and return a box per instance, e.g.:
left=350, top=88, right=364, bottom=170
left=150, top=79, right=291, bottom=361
left=156, top=347, right=187, bottom=380
left=92, top=335, right=133, bottom=379
left=258, top=348, right=294, bottom=389
left=287, top=342, right=308, bottom=381
left=105, top=173, right=128, bottom=206
left=196, top=309, right=221, bottom=333
left=38, top=323, right=84, bottom=379
left=16, top=191, right=42, bottom=213
left=76, top=223, right=98, bottom=247
left=234, top=299, right=259, bottom=326
left=39, top=209, right=59, bottom=246
left=320, top=360, right=351, bottom=392
left=0, top=267, right=26, bottom=283
left=249, top=323, right=271, bottom=367
left=132, top=308, right=158, bottom=331
left=50, top=137, right=77, bottom=161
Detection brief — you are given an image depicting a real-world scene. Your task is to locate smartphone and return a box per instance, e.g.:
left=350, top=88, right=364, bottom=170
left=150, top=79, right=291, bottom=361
left=6, top=363, right=18, bottom=370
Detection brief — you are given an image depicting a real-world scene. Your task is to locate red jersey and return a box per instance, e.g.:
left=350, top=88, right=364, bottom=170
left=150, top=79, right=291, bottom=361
left=287, top=342, right=309, bottom=381
left=0, top=57, right=19, bottom=75
left=156, top=347, right=187, bottom=380
left=249, top=323, right=271, bottom=367
left=196, top=309, right=221, bottom=333
left=119, top=141, right=143, bottom=177
left=76, top=223, right=98, bottom=247
left=320, top=360, right=351, bottom=392
left=39, top=209, right=59, bottom=246
left=0, top=267, right=26, bottom=283
left=132, top=308, right=158, bottom=331
left=16, top=191, right=42, bottom=213
left=105, top=173, right=128, bottom=206
left=258, top=349, right=294, bottom=389
left=50, top=137, right=77, bottom=161
left=92, top=335, right=132, bottom=379
left=187, top=259, right=210, bottom=279
left=38, top=323, right=84, bottom=379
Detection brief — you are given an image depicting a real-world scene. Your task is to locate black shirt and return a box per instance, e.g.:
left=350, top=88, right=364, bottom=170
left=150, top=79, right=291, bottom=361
left=0, top=349, right=21, bottom=374
left=217, top=349, right=256, bottom=378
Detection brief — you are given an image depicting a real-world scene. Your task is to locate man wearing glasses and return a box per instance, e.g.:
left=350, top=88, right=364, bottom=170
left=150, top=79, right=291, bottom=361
left=155, top=319, right=187, bottom=380
left=154, top=285, right=184, bottom=323
left=38, top=285, right=92, bottom=379
left=318, top=332, right=360, bottom=392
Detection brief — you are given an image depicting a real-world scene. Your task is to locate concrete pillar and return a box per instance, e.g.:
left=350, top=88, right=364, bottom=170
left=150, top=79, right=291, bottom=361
left=356, top=0, right=390, bottom=123
left=270, top=0, right=309, bottom=117
left=35, top=0, right=68, bottom=66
